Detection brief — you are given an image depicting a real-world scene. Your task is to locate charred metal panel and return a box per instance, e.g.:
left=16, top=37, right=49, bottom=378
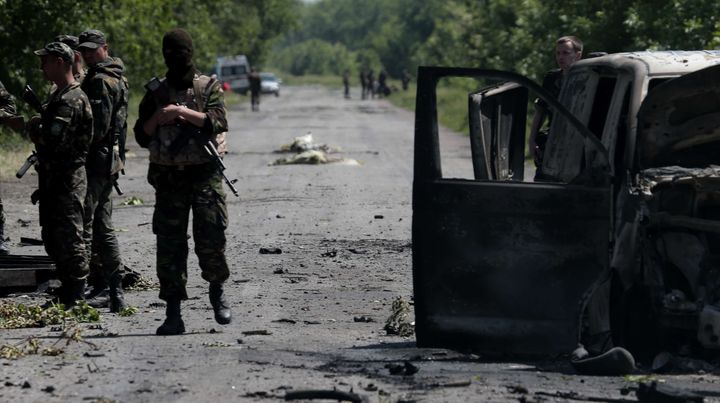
left=0, top=255, right=55, bottom=291
left=469, top=83, right=527, bottom=181
left=637, top=63, right=720, bottom=169
left=412, top=180, right=610, bottom=354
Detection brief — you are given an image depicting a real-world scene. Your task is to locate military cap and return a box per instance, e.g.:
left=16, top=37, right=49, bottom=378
left=34, top=42, right=74, bottom=64
left=77, top=29, right=106, bottom=49
left=55, top=35, right=79, bottom=50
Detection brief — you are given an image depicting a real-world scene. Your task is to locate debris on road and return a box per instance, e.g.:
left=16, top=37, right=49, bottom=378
left=385, top=361, right=419, bottom=376
left=121, top=196, right=144, bottom=206
left=260, top=247, right=282, bottom=254
left=276, top=133, right=339, bottom=154
left=353, top=316, right=374, bottom=323
left=285, top=388, right=363, bottom=402
left=384, top=297, right=414, bottom=336
left=272, top=150, right=359, bottom=166
left=19, top=237, right=43, bottom=246
left=242, top=329, right=273, bottom=336
left=272, top=318, right=297, bottom=324
left=320, top=249, right=337, bottom=258
left=637, top=381, right=704, bottom=403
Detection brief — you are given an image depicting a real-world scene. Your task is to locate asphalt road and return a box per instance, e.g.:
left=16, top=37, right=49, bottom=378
left=1, top=85, right=719, bottom=402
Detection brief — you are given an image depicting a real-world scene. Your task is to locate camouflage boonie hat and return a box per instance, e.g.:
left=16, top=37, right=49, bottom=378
left=55, top=35, right=79, bottom=50
left=77, top=29, right=106, bottom=49
left=34, top=42, right=74, bottom=63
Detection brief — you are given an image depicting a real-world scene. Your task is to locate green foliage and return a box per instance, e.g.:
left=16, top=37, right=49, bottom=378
left=0, top=0, right=297, bottom=98
left=273, top=0, right=720, bottom=82
left=119, top=306, right=139, bottom=317
left=272, top=39, right=355, bottom=75
left=0, top=301, right=100, bottom=328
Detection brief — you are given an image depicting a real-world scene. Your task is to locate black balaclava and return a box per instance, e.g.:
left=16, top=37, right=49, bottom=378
left=163, top=28, right=195, bottom=88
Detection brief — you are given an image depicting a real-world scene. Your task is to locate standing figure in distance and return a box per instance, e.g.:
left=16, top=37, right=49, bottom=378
left=342, top=69, right=350, bottom=99
left=29, top=42, right=93, bottom=307
left=359, top=69, right=367, bottom=100
left=528, top=36, right=583, bottom=181
left=77, top=29, right=129, bottom=312
left=248, top=67, right=261, bottom=112
left=134, top=28, right=232, bottom=335
left=401, top=69, right=411, bottom=91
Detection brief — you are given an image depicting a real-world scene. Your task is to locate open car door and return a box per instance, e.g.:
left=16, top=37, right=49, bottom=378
left=412, top=66, right=612, bottom=355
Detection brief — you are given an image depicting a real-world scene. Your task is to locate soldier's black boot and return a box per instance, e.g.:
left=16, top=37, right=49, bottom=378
left=108, top=272, right=127, bottom=313
left=86, top=288, right=110, bottom=308
left=209, top=282, right=232, bottom=325
left=57, top=280, right=86, bottom=308
left=0, top=223, right=9, bottom=255
left=156, top=298, right=185, bottom=335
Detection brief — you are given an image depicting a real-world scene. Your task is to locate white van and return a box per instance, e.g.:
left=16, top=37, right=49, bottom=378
left=214, top=55, right=250, bottom=94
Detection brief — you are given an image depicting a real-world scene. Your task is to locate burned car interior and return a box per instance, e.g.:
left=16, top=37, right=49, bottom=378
left=412, top=53, right=720, bottom=368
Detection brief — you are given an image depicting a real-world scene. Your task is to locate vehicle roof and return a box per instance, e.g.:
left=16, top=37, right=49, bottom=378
left=575, top=50, right=720, bottom=76
left=217, top=55, right=248, bottom=65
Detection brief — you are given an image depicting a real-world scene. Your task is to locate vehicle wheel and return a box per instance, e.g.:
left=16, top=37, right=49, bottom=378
left=275, top=91, right=279, bottom=97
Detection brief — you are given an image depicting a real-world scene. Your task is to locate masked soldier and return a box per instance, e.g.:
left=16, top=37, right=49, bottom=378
left=76, top=29, right=129, bottom=312
left=134, top=28, right=231, bottom=335
left=29, top=42, right=93, bottom=306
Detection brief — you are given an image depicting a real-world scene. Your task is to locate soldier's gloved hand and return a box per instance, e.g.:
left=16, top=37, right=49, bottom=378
left=26, top=116, right=42, bottom=143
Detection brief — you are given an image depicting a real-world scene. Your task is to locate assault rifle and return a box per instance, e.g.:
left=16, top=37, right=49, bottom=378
left=16, top=85, right=43, bottom=179
left=204, top=140, right=239, bottom=197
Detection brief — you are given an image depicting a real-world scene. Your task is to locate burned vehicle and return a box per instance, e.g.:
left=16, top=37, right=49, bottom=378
left=412, top=51, right=720, bottom=365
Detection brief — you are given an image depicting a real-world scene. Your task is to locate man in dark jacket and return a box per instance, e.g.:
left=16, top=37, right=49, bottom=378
left=77, top=29, right=129, bottom=312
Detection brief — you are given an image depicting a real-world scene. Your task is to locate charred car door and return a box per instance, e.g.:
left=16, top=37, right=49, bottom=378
left=413, top=66, right=612, bottom=355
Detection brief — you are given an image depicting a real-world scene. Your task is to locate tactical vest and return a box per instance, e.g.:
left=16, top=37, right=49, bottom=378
left=147, top=75, right=226, bottom=166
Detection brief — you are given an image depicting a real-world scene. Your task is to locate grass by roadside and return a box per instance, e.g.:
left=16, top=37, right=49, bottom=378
left=0, top=129, right=33, bottom=180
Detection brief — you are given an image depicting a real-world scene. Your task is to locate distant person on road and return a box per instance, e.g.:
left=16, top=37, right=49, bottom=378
left=134, top=28, right=232, bottom=335
left=28, top=42, right=93, bottom=307
left=367, top=69, right=375, bottom=99
left=378, top=69, right=388, bottom=98
left=249, top=67, right=261, bottom=111
left=401, top=69, right=411, bottom=91
left=359, top=69, right=367, bottom=100
left=342, top=69, right=350, bottom=99
left=528, top=35, right=583, bottom=180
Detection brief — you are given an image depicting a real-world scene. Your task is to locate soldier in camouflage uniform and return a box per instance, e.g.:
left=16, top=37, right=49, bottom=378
left=55, top=35, right=86, bottom=84
left=77, top=29, right=129, bottom=312
left=0, top=80, right=20, bottom=255
left=134, top=29, right=231, bottom=335
left=29, top=42, right=93, bottom=306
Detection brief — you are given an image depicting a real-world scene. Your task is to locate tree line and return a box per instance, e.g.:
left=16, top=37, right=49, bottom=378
left=270, top=0, right=720, bottom=81
left=0, top=0, right=298, bottom=102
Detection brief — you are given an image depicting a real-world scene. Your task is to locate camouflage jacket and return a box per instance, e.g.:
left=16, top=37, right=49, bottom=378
left=33, top=81, right=93, bottom=172
left=82, top=57, right=128, bottom=174
left=134, top=72, right=227, bottom=166
left=0, top=80, right=17, bottom=119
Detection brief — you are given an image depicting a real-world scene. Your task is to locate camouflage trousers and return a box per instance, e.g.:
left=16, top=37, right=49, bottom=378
left=83, top=170, right=123, bottom=281
left=148, top=163, right=230, bottom=301
left=39, top=167, right=89, bottom=283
